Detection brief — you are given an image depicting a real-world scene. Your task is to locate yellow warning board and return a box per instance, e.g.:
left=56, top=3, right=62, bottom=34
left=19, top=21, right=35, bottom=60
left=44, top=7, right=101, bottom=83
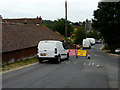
left=77, top=50, right=87, bottom=56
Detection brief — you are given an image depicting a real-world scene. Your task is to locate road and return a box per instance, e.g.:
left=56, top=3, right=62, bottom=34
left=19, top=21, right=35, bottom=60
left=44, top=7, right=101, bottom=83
left=2, top=44, right=119, bottom=88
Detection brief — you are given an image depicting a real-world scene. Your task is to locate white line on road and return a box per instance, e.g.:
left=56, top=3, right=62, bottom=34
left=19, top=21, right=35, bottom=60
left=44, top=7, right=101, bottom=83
left=92, top=63, right=94, bottom=66
left=67, top=61, right=71, bottom=64
left=74, top=62, right=78, bottom=64
left=84, top=63, right=86, bottom=65
left=88, top=62, right=92, bottom=65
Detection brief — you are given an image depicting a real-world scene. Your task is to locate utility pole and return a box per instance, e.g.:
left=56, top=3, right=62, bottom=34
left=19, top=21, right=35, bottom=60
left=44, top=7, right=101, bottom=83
left=65, top=0, right=67, bottom=38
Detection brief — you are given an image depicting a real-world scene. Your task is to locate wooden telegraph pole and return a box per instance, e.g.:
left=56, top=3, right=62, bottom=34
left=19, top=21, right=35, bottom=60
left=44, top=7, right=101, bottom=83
left=65, top=0, right=67, bottom=39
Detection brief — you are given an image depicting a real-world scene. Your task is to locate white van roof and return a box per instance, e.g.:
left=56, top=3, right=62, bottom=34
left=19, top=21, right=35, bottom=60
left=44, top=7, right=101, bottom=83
left=83, top=39, right=89, bottom=41
left=39, top=40, right=61, bottom=43
left=86, top=38, right=95, bottom=39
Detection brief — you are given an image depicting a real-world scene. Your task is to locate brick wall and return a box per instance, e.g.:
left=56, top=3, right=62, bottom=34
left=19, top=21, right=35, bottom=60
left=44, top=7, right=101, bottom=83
left=2, top=47, right=37, bottom=64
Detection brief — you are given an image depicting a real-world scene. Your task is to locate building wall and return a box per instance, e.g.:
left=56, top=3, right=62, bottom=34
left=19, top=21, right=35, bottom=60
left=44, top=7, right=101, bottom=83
left=2, top=47, right=37, bottom=64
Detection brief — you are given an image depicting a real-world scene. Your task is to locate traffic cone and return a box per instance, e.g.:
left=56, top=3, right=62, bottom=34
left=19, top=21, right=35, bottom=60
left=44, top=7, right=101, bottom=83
left=87, top=51, right=90, bottom=59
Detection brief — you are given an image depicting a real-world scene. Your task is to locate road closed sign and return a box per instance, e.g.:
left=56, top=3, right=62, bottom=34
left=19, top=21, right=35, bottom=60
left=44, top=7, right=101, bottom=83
left=68, top=49, right=77, bottom=56
left=77, top=50, right=87, bottom=56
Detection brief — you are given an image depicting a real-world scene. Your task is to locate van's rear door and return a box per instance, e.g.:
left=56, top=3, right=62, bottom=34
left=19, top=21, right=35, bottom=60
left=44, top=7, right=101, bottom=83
left=38, top=42, right=55, bottom=57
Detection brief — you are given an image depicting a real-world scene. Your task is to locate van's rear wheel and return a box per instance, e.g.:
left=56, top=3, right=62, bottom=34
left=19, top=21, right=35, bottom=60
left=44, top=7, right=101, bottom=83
left=55, top=55, right=61, bottom=64
left=66, top=53, right=69, bottom=60
left=38, top=58, right=43, bottom=63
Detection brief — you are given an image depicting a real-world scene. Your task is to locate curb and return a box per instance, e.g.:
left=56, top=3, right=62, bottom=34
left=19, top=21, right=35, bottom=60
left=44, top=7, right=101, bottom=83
left=100, top=45, right=119, bottom=57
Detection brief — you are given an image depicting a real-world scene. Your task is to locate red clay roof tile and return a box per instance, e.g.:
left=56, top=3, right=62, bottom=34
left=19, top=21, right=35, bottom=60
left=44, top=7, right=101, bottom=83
left=2, top=23, right=64, bottom=52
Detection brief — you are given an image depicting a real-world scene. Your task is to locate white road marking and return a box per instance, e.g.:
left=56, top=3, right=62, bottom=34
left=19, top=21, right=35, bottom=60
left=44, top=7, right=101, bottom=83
left=92, top=63, right=94, bottom=66
left=88, top=63, right=91, bottom=66
left=64, top=61, right=67, bottom=64
left=42, top=60, right=48, bottom=62
left=84, top=63, right=86, bottom=65
left=67, top=61, right=71, bottom=64
left=74, top=62, right=78, bottom=64
left=96, top=64, right=100, bottom=68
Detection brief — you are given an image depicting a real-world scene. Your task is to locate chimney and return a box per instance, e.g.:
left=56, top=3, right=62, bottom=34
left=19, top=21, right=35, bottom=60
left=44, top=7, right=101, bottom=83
left=24, top=18, right=27, bottom=24
left=39, top=16, right=42, bottom=26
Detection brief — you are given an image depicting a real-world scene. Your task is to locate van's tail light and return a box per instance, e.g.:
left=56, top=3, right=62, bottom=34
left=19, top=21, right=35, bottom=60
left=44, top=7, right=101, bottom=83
left=55, top=48, right=57, bottom=54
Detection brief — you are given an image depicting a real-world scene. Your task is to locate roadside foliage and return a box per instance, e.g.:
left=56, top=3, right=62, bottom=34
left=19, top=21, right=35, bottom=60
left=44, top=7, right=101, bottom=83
left=92, top=2, right=120, bottom=52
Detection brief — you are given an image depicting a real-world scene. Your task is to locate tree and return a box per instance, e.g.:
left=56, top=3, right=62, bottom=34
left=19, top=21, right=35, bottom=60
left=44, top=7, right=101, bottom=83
left=42, top=20, right=53, bottom=29
left=92, top=2, right=120, bottom=52
left=74, top=26, right=86, bottom=44
left=86, top=29, right=102, bottom=40
left=52, top=18, right=73, bottom=37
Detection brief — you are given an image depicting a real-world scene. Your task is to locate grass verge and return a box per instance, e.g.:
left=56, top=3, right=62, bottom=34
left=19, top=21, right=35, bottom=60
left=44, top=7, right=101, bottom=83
left=100, top=45, right=119, bottom=57
left=1, top=57, right=38, bottom=71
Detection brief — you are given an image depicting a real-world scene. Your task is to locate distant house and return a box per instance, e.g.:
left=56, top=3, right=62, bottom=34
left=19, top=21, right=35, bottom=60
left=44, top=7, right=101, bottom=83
left=2, top=17, right=64, bottom=63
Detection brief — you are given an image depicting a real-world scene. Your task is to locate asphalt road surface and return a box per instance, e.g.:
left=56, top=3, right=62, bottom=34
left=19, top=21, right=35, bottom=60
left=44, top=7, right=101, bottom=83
left=2, top=44, right=119, bottom=88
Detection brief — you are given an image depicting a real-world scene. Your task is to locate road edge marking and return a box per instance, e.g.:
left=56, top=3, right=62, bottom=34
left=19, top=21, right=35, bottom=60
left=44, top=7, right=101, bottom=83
left=0, top=62, right=39, bottom=74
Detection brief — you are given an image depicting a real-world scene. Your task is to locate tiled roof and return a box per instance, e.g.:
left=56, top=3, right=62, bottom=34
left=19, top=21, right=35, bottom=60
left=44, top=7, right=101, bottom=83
left=3, top=17, right=41, bottom=25
left=2, top=23, right=64, bottom=52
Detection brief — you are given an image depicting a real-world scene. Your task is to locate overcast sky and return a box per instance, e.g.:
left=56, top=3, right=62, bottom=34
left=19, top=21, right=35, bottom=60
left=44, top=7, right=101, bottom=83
left=0, top=0, right=100, bottom=22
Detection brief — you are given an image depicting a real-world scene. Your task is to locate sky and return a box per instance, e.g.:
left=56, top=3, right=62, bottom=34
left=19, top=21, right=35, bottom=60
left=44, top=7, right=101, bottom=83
left=0, top=0, right=100, bottom=22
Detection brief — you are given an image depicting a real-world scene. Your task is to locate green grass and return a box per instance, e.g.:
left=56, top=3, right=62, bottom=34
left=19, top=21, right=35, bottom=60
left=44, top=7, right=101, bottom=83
left=101, top=45, right=111, bottom=52
left=1, top=57, right=38, bottom=71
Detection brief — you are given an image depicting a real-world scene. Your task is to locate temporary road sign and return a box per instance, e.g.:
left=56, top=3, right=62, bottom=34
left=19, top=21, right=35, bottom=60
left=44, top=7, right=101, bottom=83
left=77, top=50, right=87, bottom=56
left=68, top=49, right=77, bottom=56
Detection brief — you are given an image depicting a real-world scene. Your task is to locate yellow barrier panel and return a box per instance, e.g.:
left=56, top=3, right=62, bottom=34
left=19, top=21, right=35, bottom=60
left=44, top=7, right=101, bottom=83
left=77, top=50, right=87, bottom=56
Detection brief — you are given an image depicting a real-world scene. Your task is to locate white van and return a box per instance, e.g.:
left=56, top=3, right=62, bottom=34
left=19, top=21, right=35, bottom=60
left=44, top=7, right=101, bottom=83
left=82, top=39, right=91, bottom=49
left=37, top=40, right=69, bottom=63
left=86, top=38, right=95, bottom=45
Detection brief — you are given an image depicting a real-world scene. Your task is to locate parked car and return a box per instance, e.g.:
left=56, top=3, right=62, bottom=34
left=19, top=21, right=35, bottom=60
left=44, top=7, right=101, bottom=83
left=37, top=40, right=69, bottom=64
left=86, top=38, right=95, bottom=45
left=82, top=39, right=91, bottom=49
left=115, top=48, right=120, bottom=54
